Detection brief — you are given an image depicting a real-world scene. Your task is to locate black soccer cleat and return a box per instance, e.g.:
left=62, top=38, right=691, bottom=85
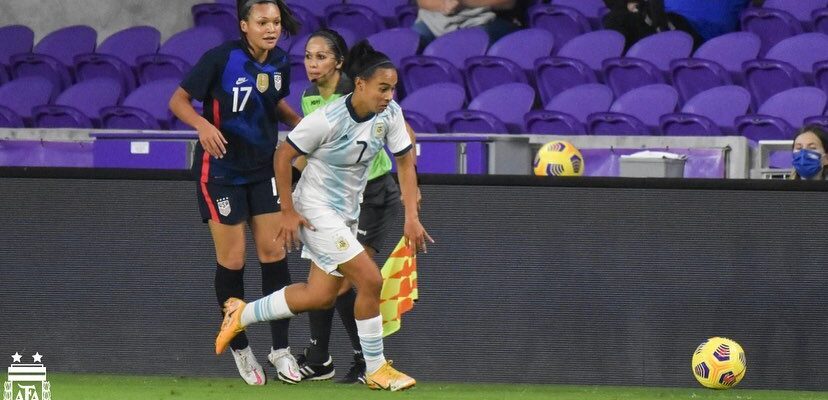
left=295, top=352, right=335, bottom=381
left=336, top=353, right=366, bottom=384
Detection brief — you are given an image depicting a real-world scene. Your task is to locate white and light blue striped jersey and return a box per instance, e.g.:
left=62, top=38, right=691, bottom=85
left=286, top=94, right=412, bottom=221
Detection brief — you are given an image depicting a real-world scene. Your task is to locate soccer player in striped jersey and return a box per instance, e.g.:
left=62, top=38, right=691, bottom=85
left=169, top=0, right=303, bottom=386
left=216, top=41, right=432, bottom=392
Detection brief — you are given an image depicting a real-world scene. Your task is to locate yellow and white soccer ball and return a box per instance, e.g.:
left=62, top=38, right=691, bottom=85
left=533, top=140, right=584, bottom=176
left=691, top=337, right=747, bottom=389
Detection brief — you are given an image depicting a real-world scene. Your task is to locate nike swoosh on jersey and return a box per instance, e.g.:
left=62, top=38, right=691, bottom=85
left=236, top=77, right=248, bottom=85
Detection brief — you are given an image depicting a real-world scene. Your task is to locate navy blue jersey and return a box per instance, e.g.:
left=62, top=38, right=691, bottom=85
left=181, top=40, right=290, bottom=185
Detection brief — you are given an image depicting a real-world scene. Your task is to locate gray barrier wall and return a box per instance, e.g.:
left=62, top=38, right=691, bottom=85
left=1, top=174, right=827, bottom=390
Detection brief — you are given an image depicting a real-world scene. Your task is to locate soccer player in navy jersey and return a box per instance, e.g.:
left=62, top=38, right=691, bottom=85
left=169, top=0, right=303, bottom=386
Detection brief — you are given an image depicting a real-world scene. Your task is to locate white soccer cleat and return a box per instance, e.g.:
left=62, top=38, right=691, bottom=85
left=230, top=346, right=266, bottom=385
left=268, top=347, right=302, bottom=384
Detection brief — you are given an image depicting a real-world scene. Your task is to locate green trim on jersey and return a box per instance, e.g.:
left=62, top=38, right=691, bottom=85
left=300, top=73, right=391, bottom=180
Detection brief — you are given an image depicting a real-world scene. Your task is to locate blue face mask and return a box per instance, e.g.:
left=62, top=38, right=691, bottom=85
left=793, top=149, right=824, bottom=179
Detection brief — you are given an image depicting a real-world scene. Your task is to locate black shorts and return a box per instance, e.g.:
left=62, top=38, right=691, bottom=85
left=358, top=173, right=400, bottom=253
left=197, top=177, right=281, bottom=224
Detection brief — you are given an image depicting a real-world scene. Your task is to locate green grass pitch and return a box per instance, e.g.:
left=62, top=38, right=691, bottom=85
left=44, top=374, right=828, bottom=400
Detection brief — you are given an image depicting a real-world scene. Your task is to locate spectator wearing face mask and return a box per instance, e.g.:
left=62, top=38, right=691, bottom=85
left=791, top=125, right=828, bottom=180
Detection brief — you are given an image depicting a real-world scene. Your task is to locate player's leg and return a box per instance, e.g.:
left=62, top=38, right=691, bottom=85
left=248, top=179, right=302, bottom=384
left=199, top=182, right=265, bottom=385
left=216, top=260, right=342, bottom=354
left=336, top=174, right=401, bottom=384
left=338, top=252, right=415, bottom=391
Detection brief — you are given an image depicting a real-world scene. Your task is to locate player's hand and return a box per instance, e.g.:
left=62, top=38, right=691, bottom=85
left=196, top=121, right=227, bottom=159
left=404, top=218, right=434, bottom=254
left=279, top=209, right=315, bottom=252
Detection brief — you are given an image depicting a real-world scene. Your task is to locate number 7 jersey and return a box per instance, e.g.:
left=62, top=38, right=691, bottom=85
left=286, top=94, right=412, bottom=222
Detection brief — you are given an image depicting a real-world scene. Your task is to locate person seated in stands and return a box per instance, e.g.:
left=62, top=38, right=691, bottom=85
left=603, top=0, right=754, bottom=50
left=412, top=0, right=524, bottom=49
left=791, top=125, right=828, bottom=181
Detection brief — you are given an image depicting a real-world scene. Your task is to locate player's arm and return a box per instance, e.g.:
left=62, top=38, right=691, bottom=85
left=396, top=149, right=433, bottom=252
left=277, top=98, right=302, bottom=129
left=275, top=141, right=313, bottom=251
left=169, top=87, right=226, bottom=158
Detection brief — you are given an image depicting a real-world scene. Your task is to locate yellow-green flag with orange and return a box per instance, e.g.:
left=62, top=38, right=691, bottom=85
left=380, top=237, right=418, bottom=337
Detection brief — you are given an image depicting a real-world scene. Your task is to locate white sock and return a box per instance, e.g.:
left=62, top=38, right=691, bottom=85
left=240, top=288, right=295, bottom=327
left=356, top=315, right=386, bottom=374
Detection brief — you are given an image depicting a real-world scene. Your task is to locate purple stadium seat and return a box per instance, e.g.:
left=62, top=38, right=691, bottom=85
left=423, top=27, right=489, bottom=70
left=136, top=27, right=224, bottom=84
left=0, top=105, right=25, bottom=128
left=400, top=55, right=465, bottom=96
left=557, top=30, right=625, bottom=72
left=8, top=54, right=69, bottom=99
left=736, top=87, right=827, bottom=141
left=74, top=54, right=136, bottom=94
left=366, top=28, right=420, bottom=68
left=587, top=84, right=678, bottom=135
left=101, top=79, right=180, bottom=130
left=32, top=78, right=122, bottom=128
left=11, top=25, right=95, bottom=98
left=280, top=4, right=321, bottom=51
left=626, top=30, right=694, bottom=72
left=0, top=77, right=53, bottom=126
left=288, top=0, right=343, bottom=18
left=486, top=28, right=555, bottom=72
left=447, top=83, right=535, bottom=134
left=603, top=31, right=693, bottom=96
left=674, top=32, right=761, bottom=90
left=741, top=33, right=828, bottom=108
left=0, top=68, right=7, bottom=85
left=533, top=30, right=623, bottom=104
left=763, top=0, right=827, bottom=28
left=553, top=0, right=607, bottom=28
left=766, top=33, right=828, bottom=80
left=401, top=109, right=437, bottom=133
left=740, top=8, right=802, bottom=56
left=348, top=0, right=408, bottom=26
left=74, top=26, right=161, bottom=93
left=743, top=59, right=803, bottom=110
left=813, top=7, right=828, bottom=35
left=465, top=29, right=552, bottom=96
left=465, top=56, right=528, bottom=98
left=0, top=25, right=34, bottom=65
left=524, top=83, right=613, bottom=134
left=193, top=3, right=238, bottom=41
left=660, top=85, right=751, bottom=135
left=670, top=59, right=731, bottom=104
left=396, top=4, right=418, bottom=28
left=803, top=115, right=828, bottom=131
left=400, top=83, right=466, bottom=132
left=34, top=25, right=97, bottom=68
left=97, top=26, right=161, bottom=66
left=813, top=60, right=828, bottom=97
left=325, top=4, right=386, bottom=41
left=445, top=109, right=508, bottom=134
left=528, top=5, right=591, bottom=51
left=535, top=57, right=597, bottom=106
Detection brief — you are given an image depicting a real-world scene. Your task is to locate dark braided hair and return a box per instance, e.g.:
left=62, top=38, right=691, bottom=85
left=343, top=40, right=395, bottom=82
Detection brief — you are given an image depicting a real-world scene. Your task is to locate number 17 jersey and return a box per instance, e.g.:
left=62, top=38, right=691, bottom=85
left=286, top=94, right=412, bottom=222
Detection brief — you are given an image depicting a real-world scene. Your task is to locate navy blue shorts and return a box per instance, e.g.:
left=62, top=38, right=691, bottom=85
left=197, top=177, right=281, bottom=224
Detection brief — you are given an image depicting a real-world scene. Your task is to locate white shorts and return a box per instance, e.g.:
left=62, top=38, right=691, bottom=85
left=299, top=210, right=364, bottom=277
